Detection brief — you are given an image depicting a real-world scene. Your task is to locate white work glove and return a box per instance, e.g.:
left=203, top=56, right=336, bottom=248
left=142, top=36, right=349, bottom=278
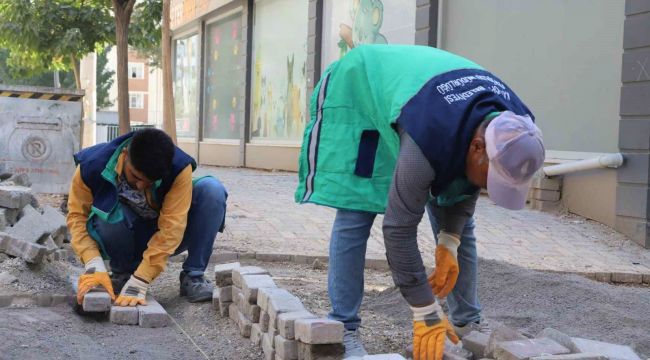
left=115, top=275, right=149, bottom=307
left=428, top=232, right=461, bottom=298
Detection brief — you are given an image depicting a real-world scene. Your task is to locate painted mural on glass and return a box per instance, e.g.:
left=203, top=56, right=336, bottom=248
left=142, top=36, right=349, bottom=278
left=250, top=0, right=308, bottom=141
left=174, top=34, right=199, bottom=138
left=204, top=14, right=242, bottom=140
left=322, top=0, right=416, bottom=71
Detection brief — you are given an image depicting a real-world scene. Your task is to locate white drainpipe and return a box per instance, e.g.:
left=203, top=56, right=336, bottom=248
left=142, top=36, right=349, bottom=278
left=543, top=153, right=625, bottom=177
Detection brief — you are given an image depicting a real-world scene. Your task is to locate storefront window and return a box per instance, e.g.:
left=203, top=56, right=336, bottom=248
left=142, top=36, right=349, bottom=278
left=250, top=0, right=308, bottom=141
left=203, top=13, right=243, bottom=140
left=321, top=0, right=416, bottom=72
left=174, top=34, right=199, bottom=139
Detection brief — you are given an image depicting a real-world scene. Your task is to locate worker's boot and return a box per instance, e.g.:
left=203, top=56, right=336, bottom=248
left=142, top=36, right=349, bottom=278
left=453, top=319, right=492, bottom=339
left=343, top=329, right=368, bottom=358
left=110, top=272, right=131, bottom=296
left=179, top=271, right=214, bottom=303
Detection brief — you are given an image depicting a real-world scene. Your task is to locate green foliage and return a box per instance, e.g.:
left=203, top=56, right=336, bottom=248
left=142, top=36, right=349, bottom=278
left=96, top=46, right=114, bottom=109
left=129, top=0, right=162, bottom=68
left=0, top=0, right=162, bottom=83
left=0, top=48, right=76, bottom=88
left=0, top=0, right=114, bottom=81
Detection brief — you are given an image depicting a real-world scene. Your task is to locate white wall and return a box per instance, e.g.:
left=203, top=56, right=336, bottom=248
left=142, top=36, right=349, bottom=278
left=439, top=0, right=625, bottom=154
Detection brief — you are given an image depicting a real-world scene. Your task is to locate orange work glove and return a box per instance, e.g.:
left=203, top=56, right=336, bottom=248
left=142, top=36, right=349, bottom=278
left=428, top=232, right=460, bottom=298
left=412, top=302, right=459, bottom=360
left=76, top=256, right=116, bottom=304
left=114, top=275, right=149, bottom=307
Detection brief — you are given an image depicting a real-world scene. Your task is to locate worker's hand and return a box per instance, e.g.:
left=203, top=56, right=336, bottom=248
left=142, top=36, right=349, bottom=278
left=115, top=275, right=149, bottom=307
left=412, top=302, right=459, bottom=360
left=428, top=232, right=460, bottom=298
left=77, top=256, right=115, bottom=304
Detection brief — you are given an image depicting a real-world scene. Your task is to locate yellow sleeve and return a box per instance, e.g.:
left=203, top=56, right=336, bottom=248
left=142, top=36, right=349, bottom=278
left=66, top=166, right=102, bottom=264
left=135, top=165, right=193, bottom=282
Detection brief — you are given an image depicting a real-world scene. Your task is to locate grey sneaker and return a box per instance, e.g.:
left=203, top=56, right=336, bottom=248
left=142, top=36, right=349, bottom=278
left=179, top=272, right=214, bottom=303
left=343, top=329, right=368, bottom=358
left=453, top=319, right=492, bottom=339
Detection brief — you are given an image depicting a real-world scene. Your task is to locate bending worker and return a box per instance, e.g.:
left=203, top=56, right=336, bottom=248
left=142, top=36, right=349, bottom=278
left=67, top=128, right=228, bottom=306
left=295, top=45, right=545, bottom=359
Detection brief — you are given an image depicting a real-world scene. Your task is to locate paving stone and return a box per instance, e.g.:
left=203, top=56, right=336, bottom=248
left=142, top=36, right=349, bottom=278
left=269, top=321, right=279, bottom=338
left=494, top=338, right=570, bottom=360
left=82, top=291, right=111, bottom=312
left=110, top=305, right=139, bottom=325
left=1, top=208, right=20, bottom=226
left=463, top=331, right=490, bottom=358
left=486, top=325, right=528, bottom=358
left=0, top=185, right=33, bottom=209
left=218, top=285, right=233, bottom=302
left=43, top=236, right=58, bottom=254
left=212, top=252, right=239, bottom=263
left=238, top=310, right=253, bottom=338
left=0, top=209, right=6, bottom=230
left=594, top=272, right=612, bottom=283
left=256, top=253, right=293, bottom=262
left=531, top=354, right=608, bottom=360
left=233, top=266, right=270, bottom=287
left=212, top=288, right=220, bottom=310
left=275, top=334, right=298, bottom=360
left=0, top=235, right=48, bottom=263
left=263, top=333, right=276, bottom=360
left=536, top=328, right=576, bottom=352
left=138, top=296, right=169, bottom=328
left=244, top=301, right=262, bottom=323
left=570, top=337, right=641, bottom=360
left=296, top=342, right=345, bottom=360
left=5, top=205, right=51, bottom=244
left=2, top=173, right=31, bottom=187
left=261, top=311, right=271, bottom=332
left=218, top=300, right=231, bottom=317
left=278, top=310, right=317, bottom=340
left=0, top=271, right=17, bottom=285
left=268, top=291, right=305, bottom=328
left=41, top=205, right=68, bottom=246
left=232, top=286, right=243, bottom=308
left=214, top=262, right=240, bottom=286
left=242, top=274, right=277, bottom=303
left=610, top=272, right=643, bottom=284
left=229, top=303, right=239, bottom=322
left=444, top=343, right=473, bottom=360
left=251, top=323, right=264, bottom=347
left=295, top=318, right=344, bottom=345
left=236, top=290, right=246, bottom=309
left=259, top=287, right=292, bottom=312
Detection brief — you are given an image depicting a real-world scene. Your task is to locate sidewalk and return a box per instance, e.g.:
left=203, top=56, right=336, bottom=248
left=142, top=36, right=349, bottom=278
left=197, top=166, right=650, bottom=283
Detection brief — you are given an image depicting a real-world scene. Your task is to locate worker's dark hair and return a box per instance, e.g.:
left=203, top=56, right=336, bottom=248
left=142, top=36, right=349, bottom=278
left=128, top=128, right=175, bottom=181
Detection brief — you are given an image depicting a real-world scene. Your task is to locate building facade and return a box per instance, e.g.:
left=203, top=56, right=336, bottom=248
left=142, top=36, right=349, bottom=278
left=170, top=0, right=650, bottom=248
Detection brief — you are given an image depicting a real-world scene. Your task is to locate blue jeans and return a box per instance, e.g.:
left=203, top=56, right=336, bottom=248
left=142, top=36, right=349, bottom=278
left=327, top=205, right=480, bottom=330
left=91, top=177, right=228, bottom=278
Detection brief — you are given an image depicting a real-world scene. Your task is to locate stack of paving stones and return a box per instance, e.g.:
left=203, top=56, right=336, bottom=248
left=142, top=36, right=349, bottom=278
left=213, top=262, right=408, bottom=360
left=453, top=324, right=642, bottom=360
left=0, top=173, right=71, bottom=264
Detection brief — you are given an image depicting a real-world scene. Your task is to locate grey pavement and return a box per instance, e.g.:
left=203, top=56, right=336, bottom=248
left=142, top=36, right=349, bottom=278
left=196, top=167, right=650, bottom=278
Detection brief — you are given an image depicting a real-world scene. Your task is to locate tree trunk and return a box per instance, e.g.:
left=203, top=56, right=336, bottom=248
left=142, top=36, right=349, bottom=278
left=162, top=0, right=177, bottom=144
left=53, top=71, right=61, bottom=88
left=71, top=56, right=81, bottom=90
left=112, top=0, right=136, bottom=135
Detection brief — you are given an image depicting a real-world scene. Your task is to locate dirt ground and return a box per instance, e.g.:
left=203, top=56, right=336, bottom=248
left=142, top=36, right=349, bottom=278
left=0, top=257, right=648, bottom=360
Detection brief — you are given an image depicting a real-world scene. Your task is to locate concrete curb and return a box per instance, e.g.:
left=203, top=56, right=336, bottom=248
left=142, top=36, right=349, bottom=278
left=169, top=251, right=392, bottom=271
left=175, top=250, right=650, bottom=285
